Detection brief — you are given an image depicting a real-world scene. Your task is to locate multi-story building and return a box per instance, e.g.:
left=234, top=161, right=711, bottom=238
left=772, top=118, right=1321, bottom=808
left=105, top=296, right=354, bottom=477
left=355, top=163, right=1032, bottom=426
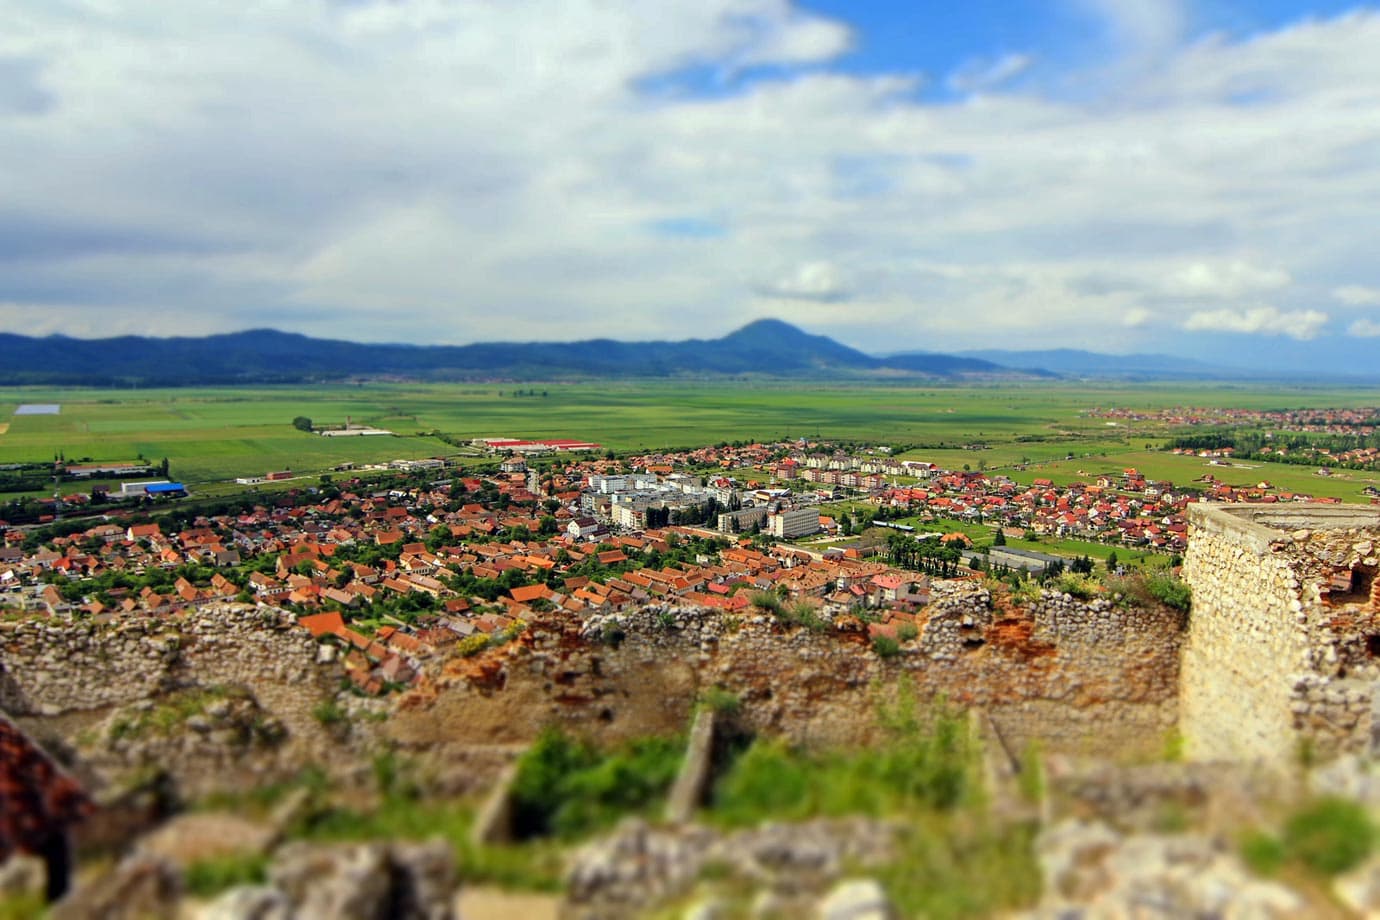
left=717, top=507, right=769, bottom=534
left=767, top=507, right=821, bottom=540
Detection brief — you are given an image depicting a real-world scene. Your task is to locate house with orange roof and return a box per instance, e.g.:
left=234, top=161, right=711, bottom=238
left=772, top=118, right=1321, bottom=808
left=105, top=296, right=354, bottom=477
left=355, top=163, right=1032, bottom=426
left=299, top=611, right=346, bottom=639
left=509, top=583, right=553, bottom=605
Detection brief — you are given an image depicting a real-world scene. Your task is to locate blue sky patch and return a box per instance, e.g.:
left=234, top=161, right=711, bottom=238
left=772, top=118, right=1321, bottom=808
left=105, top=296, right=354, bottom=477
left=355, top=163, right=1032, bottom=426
left=648, top=216, right=729, bottom=239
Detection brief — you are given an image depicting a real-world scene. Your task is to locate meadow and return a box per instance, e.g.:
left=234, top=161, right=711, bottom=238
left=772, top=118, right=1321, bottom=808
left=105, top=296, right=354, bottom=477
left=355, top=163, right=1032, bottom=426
left=0, top=380, right=1377, bottom=500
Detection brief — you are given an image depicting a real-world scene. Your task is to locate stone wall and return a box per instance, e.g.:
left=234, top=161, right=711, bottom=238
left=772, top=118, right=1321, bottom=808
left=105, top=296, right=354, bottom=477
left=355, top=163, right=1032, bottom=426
left=389, top=584, right=1185, bottom=765
left=0, top=604, right=348, bottom=790
left=1181, top=503, right=1380, bottom=767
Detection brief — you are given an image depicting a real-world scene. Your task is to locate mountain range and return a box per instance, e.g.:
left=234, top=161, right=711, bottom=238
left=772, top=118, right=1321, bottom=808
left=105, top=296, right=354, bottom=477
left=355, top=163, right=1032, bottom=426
left=953, top=348, right=1233, bottom=380
left=0, top=319, right=1322, bottom=386
left=0, top=320, right=1053, bottom=386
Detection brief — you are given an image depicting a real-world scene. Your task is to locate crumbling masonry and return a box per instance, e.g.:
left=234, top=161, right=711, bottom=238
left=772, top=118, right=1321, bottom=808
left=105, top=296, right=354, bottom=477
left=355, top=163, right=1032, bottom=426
left=1182, top=503, right=1380, bottom=767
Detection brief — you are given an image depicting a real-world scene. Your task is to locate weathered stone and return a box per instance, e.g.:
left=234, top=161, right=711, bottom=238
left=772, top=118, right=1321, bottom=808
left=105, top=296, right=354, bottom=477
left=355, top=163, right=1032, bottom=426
left=135, top=812, right=277, bottom=870
left=196, top=885, right=292, bottom=920
left=269, top=842, right=393, bottom=920
left=682, top=897, right=729, bottom=920
left=267, top=840, right=454, bottom=920
left=1183, top=504, right=1380, bottom=766
left=816, top=878, right=893, bottom=920
left=50, top=857, right=181, bottom=920
left=1024, top=820, right=1303, bottom=920
left=1036, top=819, right=1120, bottom=901
left=0, top=853, right=46, bottom=900
left=564, top=819, right=895, bottom=919
left=388, top=840, right=455, bottom=920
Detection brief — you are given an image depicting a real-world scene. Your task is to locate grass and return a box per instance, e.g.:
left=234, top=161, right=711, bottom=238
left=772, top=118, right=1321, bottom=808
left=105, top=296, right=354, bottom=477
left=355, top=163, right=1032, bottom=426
left=108, top=685, right=236, bottom=742
left=699, top=688, right=1044, bottom=916
left=1283, top=798, right=1374, bottom=875
left=1108, top=569, right=1192, bottom=613
left=839, top=512, right=1173, bottom=569
left=178, top=698, right=1038, bottom=916
left=1050, top=572, right=1101, bottom=600
left=183, top=852, right=269, bottom=898
left=698, top=685, right=742, bottom=716
left=509, top=728, right=685, bottom=840
left=1241, top=797, right=1375, bottom=879
left=294, top=791, right=567, bottom=892
left=2, top=380, right=1378, bottom=498
left=877, top=815, right=1042, bottom=920
left=0, top=893, right=45, bottom=920
left=748, top=590, right=782, bottom=616
left=312, top=698, right=348, bottom=726
left=1018, top=743, right=1046, bottom=805
left=872, top=634, right=901, bottom=657
left=1001, top=448, right=1380, bottom=503
left=706, top=692, right=976, bottom=826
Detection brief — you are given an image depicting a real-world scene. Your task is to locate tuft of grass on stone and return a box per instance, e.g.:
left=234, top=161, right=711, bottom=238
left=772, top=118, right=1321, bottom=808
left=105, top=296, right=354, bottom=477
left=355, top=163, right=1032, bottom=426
left=1283, top=797, right=1374, bottom=876
left=183, top=852, right=269, bottom=898
left=872, top=635, right=901, bottom=658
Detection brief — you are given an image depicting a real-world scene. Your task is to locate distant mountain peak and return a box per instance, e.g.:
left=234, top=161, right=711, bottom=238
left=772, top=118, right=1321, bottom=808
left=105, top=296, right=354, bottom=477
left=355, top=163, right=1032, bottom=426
left=724, top=318, right=809, bottom=340
left=0, top=320, right=1040, bottom=385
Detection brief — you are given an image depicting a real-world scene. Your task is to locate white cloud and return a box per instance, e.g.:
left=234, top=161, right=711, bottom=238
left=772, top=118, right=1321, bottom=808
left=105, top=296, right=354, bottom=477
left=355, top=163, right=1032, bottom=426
left=948, top=53, right=1033, bottom=93
left=732, top=12, right=854, bottom=69
left=1165, top=261, right=1290, bottom=298
left=1348, top=318, right=1380, bottom=338
left=1075, top=0, right=1187, bottom=54
left=756, top=261, right=849, bottom=302
left=1123, top=307, right=1152, bottom=328
left=1335, top=285, right=1380, bottom=307
left=1, top=1, right=1379, bottom=362
left=1182, top=307, right=1328, bottom=340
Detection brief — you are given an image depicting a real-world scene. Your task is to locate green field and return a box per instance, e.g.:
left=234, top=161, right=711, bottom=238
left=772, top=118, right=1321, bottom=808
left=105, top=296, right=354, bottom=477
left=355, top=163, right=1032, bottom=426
left=1, top=381, right=1378, bottom=498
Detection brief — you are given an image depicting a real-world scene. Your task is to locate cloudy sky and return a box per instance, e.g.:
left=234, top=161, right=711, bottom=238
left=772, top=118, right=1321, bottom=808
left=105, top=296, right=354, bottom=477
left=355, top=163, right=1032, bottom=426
left=4, top=0, right=1380, bottom=371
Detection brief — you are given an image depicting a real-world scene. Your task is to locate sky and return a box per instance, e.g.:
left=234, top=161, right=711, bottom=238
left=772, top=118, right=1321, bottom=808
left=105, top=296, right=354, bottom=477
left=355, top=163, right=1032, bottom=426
left=4, top=0, right=1380, bottom=372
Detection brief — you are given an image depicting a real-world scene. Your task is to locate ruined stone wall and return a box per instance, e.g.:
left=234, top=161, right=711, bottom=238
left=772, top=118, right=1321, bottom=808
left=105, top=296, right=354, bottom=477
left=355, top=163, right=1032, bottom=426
left=0, top=604, right=346, bottom=778
left=1182, top=504, right=1380, bottom=767
left=389, top=584, right=1185, bottom=766
left=1, top=618, right=175, bottom=714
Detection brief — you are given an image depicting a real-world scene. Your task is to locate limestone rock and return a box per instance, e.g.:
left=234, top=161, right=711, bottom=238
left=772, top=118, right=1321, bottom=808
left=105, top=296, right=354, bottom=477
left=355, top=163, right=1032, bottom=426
left=1036, top=819, right=1120, bottom=901
left=1334, top=852, right=1380, bottom=917
left=682, top=897, right=728, bottom=920
left=1024, top=821, right=1303, bottom=919
left=269, top=842, right=393, bottom=920
left=197, top=885, right=292, bottom=920
left=0, top=853, right=46, bottom=900
left=268, top=839, right=454, bottom=920
left=135, top=812, right=277, bottom=870
left=50, top=856, right=181, bottom=920
left=816, top=878, right=893, bottom=920
left=565, top=818, right=896, bottom=919
left=389, top=840, right=456, bottom=920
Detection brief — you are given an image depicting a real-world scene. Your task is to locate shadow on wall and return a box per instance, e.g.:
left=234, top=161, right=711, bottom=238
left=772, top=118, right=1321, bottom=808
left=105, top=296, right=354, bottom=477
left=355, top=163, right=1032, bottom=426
left=0, top=663, right=36, bottom=716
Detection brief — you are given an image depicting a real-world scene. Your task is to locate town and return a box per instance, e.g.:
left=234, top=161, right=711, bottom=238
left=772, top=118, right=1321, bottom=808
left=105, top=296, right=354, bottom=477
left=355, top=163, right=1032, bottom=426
left=3, top=435, right=1365, bottom=700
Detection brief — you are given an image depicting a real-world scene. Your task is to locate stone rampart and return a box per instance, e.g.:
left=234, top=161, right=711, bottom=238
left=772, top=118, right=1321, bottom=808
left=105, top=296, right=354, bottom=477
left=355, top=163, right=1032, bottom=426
left=0, top=604, right=347, bottom=785
left=1182, top=503, right=1380, bottom=767
left=389, top=584, right=1185, bottom=764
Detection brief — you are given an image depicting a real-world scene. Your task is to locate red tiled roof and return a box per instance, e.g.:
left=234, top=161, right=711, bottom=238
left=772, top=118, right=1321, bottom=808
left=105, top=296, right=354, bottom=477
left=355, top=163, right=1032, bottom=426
left=299, top=611, right=345, bottom=638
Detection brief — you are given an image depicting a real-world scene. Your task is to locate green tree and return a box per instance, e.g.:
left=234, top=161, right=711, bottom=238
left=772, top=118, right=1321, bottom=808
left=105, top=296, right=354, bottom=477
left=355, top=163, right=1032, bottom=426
left=292, top=416, right=313, bottom=432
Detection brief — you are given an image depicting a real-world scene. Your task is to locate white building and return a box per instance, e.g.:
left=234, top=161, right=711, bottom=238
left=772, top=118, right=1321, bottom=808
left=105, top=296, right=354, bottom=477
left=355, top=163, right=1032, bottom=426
left=611, top=504, right=645, bottom=530
left=767, top=508, right=821, bottom=540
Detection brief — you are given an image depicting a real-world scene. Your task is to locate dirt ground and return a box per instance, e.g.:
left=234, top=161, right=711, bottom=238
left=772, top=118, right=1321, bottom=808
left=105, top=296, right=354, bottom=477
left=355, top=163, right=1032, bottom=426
left=456, top=886, right=560, bottom=920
